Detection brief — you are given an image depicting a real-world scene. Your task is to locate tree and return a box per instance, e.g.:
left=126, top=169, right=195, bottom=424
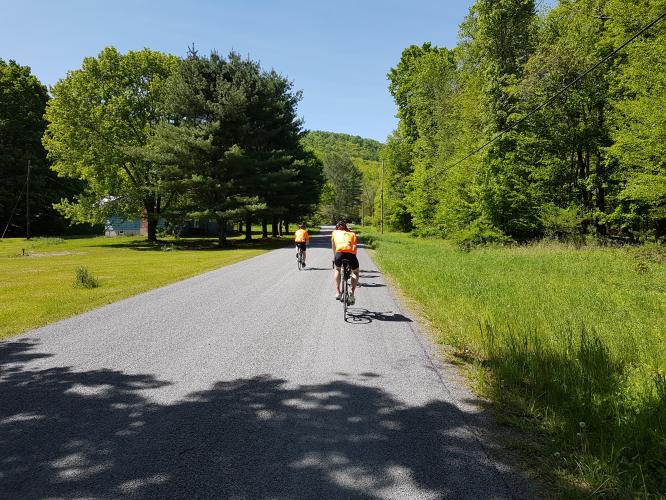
left=301, top=130, right=382, bottom=226
left=604, top=0, right=666, bottom=240
left=321, top=153, right=362, bottom=223
left=150, top=50, right=322, bottom=243
left=43, top=47, right=180, bottom=241
left=0, top=59, right=81, bottom=237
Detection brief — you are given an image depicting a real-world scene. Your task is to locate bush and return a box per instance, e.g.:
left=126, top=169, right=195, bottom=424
left=450, top=218, right=512, bottom=250
left=73, top=266, right=99, bottom=289
left=540, top=203, right=583, bottom=240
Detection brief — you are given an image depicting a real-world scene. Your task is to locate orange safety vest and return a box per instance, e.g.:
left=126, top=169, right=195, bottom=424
left=332, top=229, right=357, bottom=254
left=294, top=229, right=309, bottom=243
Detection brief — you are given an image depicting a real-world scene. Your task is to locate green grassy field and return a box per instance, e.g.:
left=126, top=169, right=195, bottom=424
left=360, top=228, right=665, bottom=497
left=0, top=234, right=287, bottom=340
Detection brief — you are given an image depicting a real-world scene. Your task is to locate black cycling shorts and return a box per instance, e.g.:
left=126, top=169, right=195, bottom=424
left=296, top=242, right=307, bottom=251
left=334, top=252, right=359, bottom=270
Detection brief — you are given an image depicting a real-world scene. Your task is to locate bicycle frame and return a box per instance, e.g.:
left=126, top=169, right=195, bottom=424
left=341, top=260, right=351, bottom=318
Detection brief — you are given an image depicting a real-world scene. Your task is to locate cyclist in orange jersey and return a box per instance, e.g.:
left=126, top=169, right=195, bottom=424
left=331, top=220, right=359, bottom=304
left=294, top=223, right=310, bottom=267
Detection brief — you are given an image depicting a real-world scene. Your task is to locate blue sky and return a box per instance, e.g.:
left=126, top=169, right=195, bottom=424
left=1, top=0, right=474, bottom=142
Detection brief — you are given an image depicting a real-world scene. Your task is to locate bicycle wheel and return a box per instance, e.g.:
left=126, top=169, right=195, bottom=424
left=297, top=250, right=303, bottom=270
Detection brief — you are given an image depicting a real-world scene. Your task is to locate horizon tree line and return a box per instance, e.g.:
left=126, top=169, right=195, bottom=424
left=2, top=47, right=323, bottom=243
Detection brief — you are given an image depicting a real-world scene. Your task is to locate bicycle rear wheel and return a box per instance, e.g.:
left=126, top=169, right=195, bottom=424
left=297, top=250, right=303, bottom=270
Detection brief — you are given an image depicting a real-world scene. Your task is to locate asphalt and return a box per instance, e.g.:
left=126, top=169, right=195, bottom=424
left=0, top=226, right=536, bottom=499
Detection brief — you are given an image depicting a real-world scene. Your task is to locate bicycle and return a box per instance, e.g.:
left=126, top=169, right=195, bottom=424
left=340, top=260, right=352, bottom=319
left=297, top=246, right=305, bottom=270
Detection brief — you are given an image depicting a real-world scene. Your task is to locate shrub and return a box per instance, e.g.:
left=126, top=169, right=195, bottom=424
left=540, top=203, right=583, bottom=240
left=73, top=266, right=99, bottom=289
left=451, top=218, right=512, bottom=250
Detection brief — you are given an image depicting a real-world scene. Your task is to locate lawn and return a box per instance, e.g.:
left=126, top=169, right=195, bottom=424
left=360, top=228, right=665, bottom=497
left=0, top=234, right=287, bottom=340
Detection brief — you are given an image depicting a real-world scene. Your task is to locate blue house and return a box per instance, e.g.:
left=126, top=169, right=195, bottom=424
left=104, top=216, right=224, bottom=237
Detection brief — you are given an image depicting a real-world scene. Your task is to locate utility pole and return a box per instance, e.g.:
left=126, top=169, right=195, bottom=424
left=26, top=160, right=31, bottom=240
left=380, top=159, right=384, bottom=234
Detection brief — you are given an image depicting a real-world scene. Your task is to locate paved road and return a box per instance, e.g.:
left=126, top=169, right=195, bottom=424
left=0, top=227, right=534, bottom=499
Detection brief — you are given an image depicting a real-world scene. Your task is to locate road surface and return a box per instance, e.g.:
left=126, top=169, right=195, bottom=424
left=0, top=227, right=535, bottom=499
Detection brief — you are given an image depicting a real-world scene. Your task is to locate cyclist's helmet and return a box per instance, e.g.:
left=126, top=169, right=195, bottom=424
left=335, top=220, right=348, bottom=230
left=298, top=223, right=306, bottom=229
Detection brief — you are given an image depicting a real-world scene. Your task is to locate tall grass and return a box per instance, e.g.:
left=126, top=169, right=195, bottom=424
left=362, top=229, right=665, bottom=496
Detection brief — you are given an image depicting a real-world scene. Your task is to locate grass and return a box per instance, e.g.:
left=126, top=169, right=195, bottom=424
left=0, top=233, right=288, bottom=340
left=360, top=228, right=665, bottom=497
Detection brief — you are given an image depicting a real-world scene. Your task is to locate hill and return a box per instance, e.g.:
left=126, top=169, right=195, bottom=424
left=301, top=130, right=383, bottom=161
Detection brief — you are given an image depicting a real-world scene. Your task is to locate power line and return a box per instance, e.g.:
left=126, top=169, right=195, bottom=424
left=444, top=8, right=666, bottom=171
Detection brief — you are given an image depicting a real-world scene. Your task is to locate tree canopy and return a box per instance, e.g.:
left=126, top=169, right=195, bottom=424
left=0, top=59, right=82, bottom=236
left=301, top=130, right=383, bottom=224
left=43, top=47, right=322, bottom=242
left=383, top=0, right=666, bottom=243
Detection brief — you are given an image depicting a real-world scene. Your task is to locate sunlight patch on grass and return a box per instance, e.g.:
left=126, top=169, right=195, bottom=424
left=0, top=235, right=286, bottom=339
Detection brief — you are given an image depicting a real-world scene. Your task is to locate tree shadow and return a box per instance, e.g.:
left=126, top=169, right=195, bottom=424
left=93, top=237, right=289, bottom=252
left=0, top=338, right=534, bottom=499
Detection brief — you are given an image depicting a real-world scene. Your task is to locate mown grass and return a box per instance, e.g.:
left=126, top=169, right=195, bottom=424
left=361, top=228, right=665, bottom=497
left=0, top=234, right=287, bottom=340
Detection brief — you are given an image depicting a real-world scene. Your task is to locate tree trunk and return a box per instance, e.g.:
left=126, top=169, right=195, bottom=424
left=272, top=216, right=279, bottom=238
left=245, top=215, right=252, bottom=241
left=238, top=221, right=243, bottom=233
left=218, top=218, right=227, bottom=246
left=144, top=200, right=159, bottom=242
left=261, top=218, right=268, bottom=239
left=284, top=221, right=289, bottom=235
left=147, top=218, right=157, bottom=242
left=576, top=146, right=586, bottom=206
left=595, top=151, right=607, bottom=236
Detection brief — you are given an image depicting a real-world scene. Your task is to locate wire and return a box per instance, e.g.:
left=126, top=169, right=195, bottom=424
left=444, top=8, right=666, bottom=171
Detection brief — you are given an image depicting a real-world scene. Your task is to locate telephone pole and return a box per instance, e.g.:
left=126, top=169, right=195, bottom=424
left=380, top=159, right=384, bottom=234
left=26, top=160, right=31, bottom=240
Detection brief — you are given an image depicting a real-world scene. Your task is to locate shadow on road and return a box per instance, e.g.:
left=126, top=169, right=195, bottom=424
left=356, top=282, right=386, bottom=288
left=344, top=308, right=413, bottom=325
left=0, top=338, right=537, bottom=499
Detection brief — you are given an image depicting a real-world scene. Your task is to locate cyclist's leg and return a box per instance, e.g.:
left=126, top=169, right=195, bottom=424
left=350, top=254, right=360, bottom=293
left=333, top=252, right=342, bottom=299
left=297, top=243, right=305, bottom=265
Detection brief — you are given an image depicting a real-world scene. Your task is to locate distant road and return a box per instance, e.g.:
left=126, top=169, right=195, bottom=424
left=0, top=226, right=535, bottom=499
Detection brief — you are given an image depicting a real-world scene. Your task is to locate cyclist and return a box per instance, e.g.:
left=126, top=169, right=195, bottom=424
left=331, top=220, right=359, bottom=304
left=294, top=223, right=310, bottom=267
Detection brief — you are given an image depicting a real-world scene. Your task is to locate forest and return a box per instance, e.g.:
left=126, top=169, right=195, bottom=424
left=301, top=131, right=382, bottom=224
left=381, top=0, right=665, bottom=245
